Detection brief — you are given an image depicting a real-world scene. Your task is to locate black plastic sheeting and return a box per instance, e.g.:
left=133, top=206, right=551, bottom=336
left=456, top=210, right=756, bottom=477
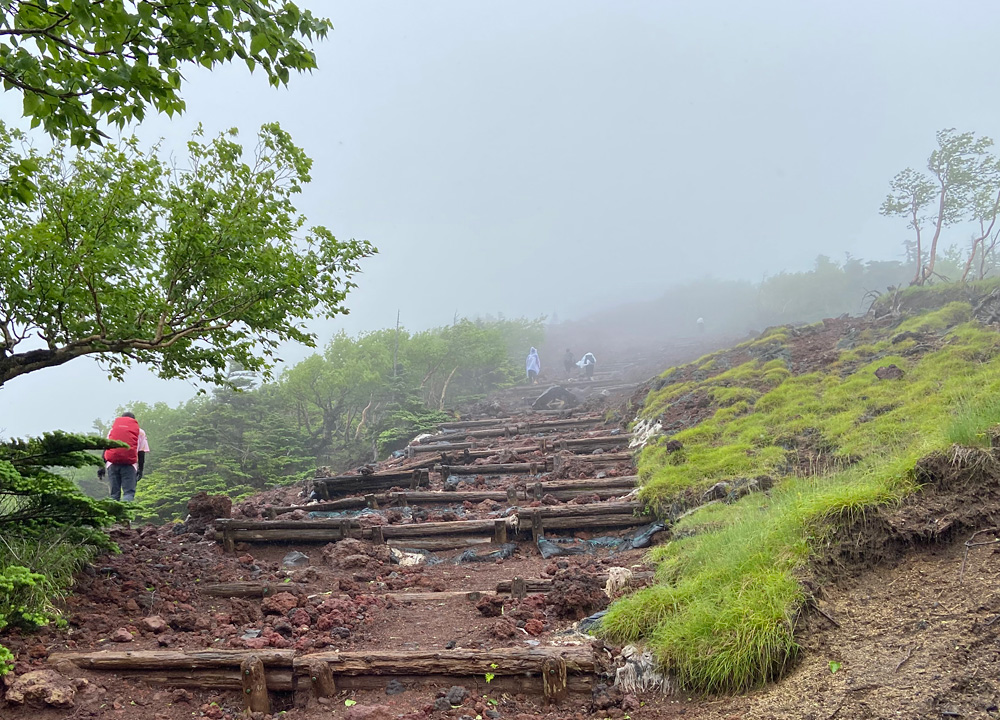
left=454, top=543, right=518, bottom=564
left=630, top=521, right=669, bottom=549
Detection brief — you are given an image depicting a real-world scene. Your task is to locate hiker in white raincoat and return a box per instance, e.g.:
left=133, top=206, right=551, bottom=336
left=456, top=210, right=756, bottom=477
left=526, top=347, right=541, bottom=384
left=577, top=352, right=597, bottom=380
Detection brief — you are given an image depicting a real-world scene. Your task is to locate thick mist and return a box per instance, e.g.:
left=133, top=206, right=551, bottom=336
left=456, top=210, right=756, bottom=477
left=3, top=0, right=1000, bottom=437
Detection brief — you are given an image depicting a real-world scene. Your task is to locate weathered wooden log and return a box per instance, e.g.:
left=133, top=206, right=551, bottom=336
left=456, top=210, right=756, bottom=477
left=269, top=480, right=637, bottom=522
left=496, top=578, right=556, bottom=593
left=496, top=571, right=654, bottom=593
left=322, top=672, right=592, bottom=696
left=307, top=660, right=336, bottom=699
left=216, top=518, right=363, bottom=531
left=114, top=669, right=295, bottom=691
left=92, top=669, right=592, bottom=697
left=200, top=582, right=296, bottom=598
left=270, top=496, right=369, bottom=516
left=312, top=468, right=430, bottom=499
left=536, top=476, right=638, bottom=492
left=384, top=590, right=485, bottom=602
left=511, top=577, right=527, bottom=599
left=559, top=452, right=633, bottom=463
left=290, top=646, right=595, bottom=675
left=521, top=501, right=644, bottom=519
left=538, top=434, right=633, bottom=451
left=385, top=537, right=494, bottom=551
left=542, top=657, right=568, bottom=703
left=407, top=441, right=477, bottom=456
left=379, top=518, right=500, bottom=539
left=241, top=654, right=270, bottom=714
left=524, top=418, right=603, bottom=431
left=539, top=513, right=648, bottom=530
left=49, top=649, right=295, bottom=671
left=438, top=418, right=513, bottom=430
left=442, top=445, right=541, bottom=461
left=436, top=459, right=552, bottom=476
left=315, top=468, right=430, bottom=488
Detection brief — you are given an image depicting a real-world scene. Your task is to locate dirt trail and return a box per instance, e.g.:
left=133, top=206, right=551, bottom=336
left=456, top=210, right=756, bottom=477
left=6, top=333, right=1000, bottom=720
left=1, top=369, right=663, bottom=720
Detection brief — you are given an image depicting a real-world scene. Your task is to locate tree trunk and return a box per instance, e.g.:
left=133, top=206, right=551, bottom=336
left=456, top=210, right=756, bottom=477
left=438, top=366, right=459, bottom=411
left=924, top=184, right=949, bottom=283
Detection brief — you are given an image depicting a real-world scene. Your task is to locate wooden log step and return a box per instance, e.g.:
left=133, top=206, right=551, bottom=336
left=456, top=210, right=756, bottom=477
left=555, top=452, right=633, bottom=464
left=520, top=501, right=644, bottom=519
left=418, top=418, right=604, bottom=444
left=496, top=571, right=655, bottom=593
left=271, top=485, right=639, bottom=517
left=216, top=518, right=364, bottom=531
left=539, top=513, right=648, bottom=530
left=324, top=672, right=592, bottom=696
left=379, top=518, right=501, bottom=539
left=291, top=646, right=595, bottom=676
left=525, top=418, right=604, bottom=430
left=539, top=434, right=632, bottom=451
left=384, top=590, right=486, bottom=602
left=438, top=418, right=513, bottom=430
left=386, top=537, right=494, bottom=551
left=535, top=476, right=638, bottom=492
left=116, top=669, right=294, bottom=691
left=49, top=649, right=295, bottom=671
left=269, top=496, right=369, bottom=516
left=315, top=468, right=430, bottom=486
left=106, top=669, right=589, bottom=696
left=407, top=441, right=477, bottom=455
left=436, top=459, right=553, bottom=476
left=200, top=582, right=296, bottom=598
left=312, top=469, right=430, bottom=499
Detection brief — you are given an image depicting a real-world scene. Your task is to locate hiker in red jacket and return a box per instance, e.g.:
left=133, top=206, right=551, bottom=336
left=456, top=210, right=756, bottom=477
left=105, top=412, right=149, bottom=502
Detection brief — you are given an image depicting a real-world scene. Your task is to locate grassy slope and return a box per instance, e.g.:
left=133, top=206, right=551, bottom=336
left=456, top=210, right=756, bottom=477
left=602, top=292, right=1000, bottom=694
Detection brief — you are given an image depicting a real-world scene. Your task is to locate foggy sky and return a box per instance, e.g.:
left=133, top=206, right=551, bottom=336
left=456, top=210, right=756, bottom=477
left=3, top=0, right=999, bottom=438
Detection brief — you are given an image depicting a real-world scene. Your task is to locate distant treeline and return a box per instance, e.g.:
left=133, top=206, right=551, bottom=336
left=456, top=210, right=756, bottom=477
left=542, top=254, right=983, bottom=361
left=81, top=317, right=543, bottom=522
left=81, top=251, right=996, bottom=522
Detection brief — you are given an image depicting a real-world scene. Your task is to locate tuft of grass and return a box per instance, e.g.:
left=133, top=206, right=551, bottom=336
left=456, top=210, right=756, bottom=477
left=611, top=292, right=1000, bottom=694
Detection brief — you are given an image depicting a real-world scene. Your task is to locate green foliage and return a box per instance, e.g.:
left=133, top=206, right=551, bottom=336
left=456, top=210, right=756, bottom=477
left=881, top=129, right=1000, bottom=284
left=0, top=1, right=331, bottom=146
left=108, top=317, right=544, bottom=522
left=609, top=291, right=1000, bottom=693
left=0, top=122, right=375, bottom=388
left=0, top=434, right=125, bottom=674
left=0, top=431, right=128, bottom=544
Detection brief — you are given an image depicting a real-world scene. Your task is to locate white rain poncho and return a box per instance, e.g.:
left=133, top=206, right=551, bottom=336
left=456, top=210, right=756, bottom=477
left=526, top=347, right=541, bottom=377
left=576, top=352, right=596, bottom=368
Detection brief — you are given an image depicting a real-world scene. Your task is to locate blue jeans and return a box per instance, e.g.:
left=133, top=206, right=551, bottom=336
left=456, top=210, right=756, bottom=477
left=107, top=464, right=137, bottom=502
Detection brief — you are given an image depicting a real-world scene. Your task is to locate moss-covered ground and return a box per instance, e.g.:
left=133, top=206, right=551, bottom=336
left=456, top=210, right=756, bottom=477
left=602, top=290, right=1000, bottom=694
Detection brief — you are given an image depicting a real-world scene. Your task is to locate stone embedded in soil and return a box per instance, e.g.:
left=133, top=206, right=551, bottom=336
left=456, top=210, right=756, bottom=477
left=524, top=618, right=545, bottom=635
left=139, top=615, right=168, bottom=634
left=282, top=550, right=310, bottom=567
left=546, top=569, right=610, bottom=620
left=443, top=685, right=470, bottom=705
left=489, top=618, right=517, bottom=638
left=323, top=538, right=391, bottom=570
left=385, top=679, right=406, bottom=695
left=475, top=595, right=505, bottom=617
left=4, top=669, right=77, bottom=707
left=591, top=683, right=624, bottom=711
left=110, top=628, right=134, bottom=643
left=875, top=363, right=905, bottom=380
left=345, top=704, right=395, bottom=720
left=184, top=492, right=232, bottom=534
left=261, top=592, right=299, bottom=616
